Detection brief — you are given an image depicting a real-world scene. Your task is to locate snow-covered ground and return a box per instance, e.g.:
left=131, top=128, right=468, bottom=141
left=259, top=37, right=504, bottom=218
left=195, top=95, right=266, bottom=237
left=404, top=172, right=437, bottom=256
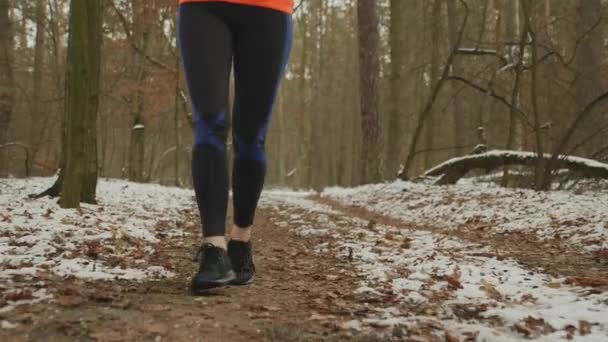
left=324, top=179, right=608, bottom=252
left=0, top=178, right=196, bottom=319
left=261, top=184, right=608, bottom=341
left=2, top=177, right=607, bottom=340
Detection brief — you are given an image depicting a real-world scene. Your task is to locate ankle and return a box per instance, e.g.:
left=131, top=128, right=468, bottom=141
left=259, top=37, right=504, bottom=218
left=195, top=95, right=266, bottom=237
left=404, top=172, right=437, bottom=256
left=230, top=225, right=252, bottom=242
left=203, top=236, right=227, bottom=250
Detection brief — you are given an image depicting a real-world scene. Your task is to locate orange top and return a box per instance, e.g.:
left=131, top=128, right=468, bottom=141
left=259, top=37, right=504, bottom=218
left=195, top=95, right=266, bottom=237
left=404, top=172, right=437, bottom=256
left=179, top=0, right=294, bottom=14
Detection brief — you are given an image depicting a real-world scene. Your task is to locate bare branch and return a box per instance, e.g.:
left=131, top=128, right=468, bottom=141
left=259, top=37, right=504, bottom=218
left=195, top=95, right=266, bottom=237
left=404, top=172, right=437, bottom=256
left=399, top=0, right=469, bottom=180
left=107, top=0, right=176, bottom=73
left=446, top=76, right=532, bottom=128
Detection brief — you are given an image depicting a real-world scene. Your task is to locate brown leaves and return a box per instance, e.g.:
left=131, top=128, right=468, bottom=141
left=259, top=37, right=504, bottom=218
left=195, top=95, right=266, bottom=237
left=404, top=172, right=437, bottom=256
left=579, top=320, right=592, bottom=336
left=1, top=213, right=11, bottom=223
left=480, top=279, right=502, bottom=301
left=446, top=331, right=479, bottom=342
left=42, top=208, right=54, bottom=218
left=451, top=303, right=488, bottom=320
left=512, top=316, right=555, bottom=338
left=564, top=321, right=593, bottom=339
left=56, top=295, right=83, bottom=308
left=84, top=240, right=102, bottom=259
left=5, top=289, right=34, bottom=302
left=566, top=277, right=608, bottom=288
left=445, top=331, right=460, bottom=342
left=446, top=271, right=463, bottom=290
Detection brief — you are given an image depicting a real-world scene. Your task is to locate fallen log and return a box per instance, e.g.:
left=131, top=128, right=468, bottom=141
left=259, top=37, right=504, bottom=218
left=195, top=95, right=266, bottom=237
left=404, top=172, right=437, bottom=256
left=424, top=150, right=608, bottom=185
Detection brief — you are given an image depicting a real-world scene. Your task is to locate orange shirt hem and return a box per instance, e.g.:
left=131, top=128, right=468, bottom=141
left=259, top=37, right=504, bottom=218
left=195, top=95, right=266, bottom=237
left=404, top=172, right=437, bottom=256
left=178, top=0, right=293, bottom=14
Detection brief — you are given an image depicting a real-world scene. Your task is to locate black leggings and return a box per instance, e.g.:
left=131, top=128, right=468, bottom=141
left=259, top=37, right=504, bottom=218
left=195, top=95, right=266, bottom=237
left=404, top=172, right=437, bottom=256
left=178, top=2, right=293, bottom=237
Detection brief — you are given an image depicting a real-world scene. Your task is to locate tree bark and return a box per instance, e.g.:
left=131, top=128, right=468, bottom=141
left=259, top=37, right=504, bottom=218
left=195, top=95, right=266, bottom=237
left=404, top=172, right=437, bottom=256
left=574, top=0, right=605, bottom=157
left=446, top=0, right=465, bottom=157
left=387, top=0, right=408, bottom=176
left=0, top=0, right=14, bottom=169
left=423, top=0, right=442, bottom=170
left=128, top=0, right=153, bottom=182
left=27, top=0, right=46, bottom=175
left=60, top=0, right=102, bottom=208
left=357, top=0, right=384, bottom=183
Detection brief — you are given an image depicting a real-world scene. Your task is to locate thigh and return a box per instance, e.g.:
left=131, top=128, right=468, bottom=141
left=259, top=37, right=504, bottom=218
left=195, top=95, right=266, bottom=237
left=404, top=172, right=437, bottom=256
left=178, top=3, right=233, bottom=123
left=232, top=8, right=293, bottom=146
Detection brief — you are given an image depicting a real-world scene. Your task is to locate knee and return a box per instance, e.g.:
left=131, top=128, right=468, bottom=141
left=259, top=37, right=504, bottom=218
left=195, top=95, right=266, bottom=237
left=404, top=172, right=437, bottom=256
left=194, top=112, right=228, bottom=151
left=233, top=136, right=266, bottom=164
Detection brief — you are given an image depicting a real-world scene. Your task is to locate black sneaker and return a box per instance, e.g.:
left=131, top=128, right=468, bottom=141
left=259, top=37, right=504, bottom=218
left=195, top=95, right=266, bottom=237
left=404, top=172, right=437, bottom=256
left=227, top=240, right=255, bottom=285
left=191, top=244, right=236, bottom=295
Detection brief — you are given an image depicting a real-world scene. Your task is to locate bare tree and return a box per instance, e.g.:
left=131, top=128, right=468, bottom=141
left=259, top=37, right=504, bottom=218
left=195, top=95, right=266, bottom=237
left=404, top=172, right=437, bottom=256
left=27, top=0, right=46, bottom=173
left=0, top=0, right=14, bottom=169
left=128, top=0, right=154, bottom=182
left=387, top=0, right=408, bottom=176
left=445, top=0, right=465, bottom=156
left=60, top=0, right=103, bottom=208
left=574, top=0, right=605, bottom=156
left=357, top=0, right=384, bottom=183
left=399, top=0, right=469, bottom=180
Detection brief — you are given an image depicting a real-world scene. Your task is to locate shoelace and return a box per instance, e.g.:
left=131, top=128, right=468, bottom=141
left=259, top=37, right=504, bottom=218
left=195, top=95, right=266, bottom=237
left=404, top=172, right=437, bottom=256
left=193, top=243, right=218, bottom=262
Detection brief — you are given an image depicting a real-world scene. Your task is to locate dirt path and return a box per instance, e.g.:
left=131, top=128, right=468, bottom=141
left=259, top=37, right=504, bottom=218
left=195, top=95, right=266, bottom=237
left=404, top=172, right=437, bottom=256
left=1, top=205, right=382, bottom=342
left=314, top=195, right=608, bottom=286
left=3, top=184, right=608, bottom=341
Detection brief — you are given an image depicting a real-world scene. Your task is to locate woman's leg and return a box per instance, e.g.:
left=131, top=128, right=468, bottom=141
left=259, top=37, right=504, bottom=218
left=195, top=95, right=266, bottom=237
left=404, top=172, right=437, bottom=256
left=231, top=7, right=293, bottom=234
left=178, top=3, right=232, bottom=245
left=178, top=3, right=236, bottom=294
left=227, top=6, right=293, bottom=285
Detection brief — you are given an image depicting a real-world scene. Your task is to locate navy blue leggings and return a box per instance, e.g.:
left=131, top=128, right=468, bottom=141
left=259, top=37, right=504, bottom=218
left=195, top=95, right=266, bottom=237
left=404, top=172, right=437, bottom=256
left=178, top=2, right=293, bottom=237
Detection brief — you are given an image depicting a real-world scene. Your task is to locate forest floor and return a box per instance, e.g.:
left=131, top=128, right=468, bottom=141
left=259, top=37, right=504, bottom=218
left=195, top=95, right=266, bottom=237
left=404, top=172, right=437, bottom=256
left=1, top=177, right=607, bottom=341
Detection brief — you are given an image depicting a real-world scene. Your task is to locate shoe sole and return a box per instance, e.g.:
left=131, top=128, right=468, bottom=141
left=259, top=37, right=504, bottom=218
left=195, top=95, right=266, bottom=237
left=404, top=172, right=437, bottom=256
left=191, top=271, right=236, bottom=296
left=230, top=275, right=255, bottom=286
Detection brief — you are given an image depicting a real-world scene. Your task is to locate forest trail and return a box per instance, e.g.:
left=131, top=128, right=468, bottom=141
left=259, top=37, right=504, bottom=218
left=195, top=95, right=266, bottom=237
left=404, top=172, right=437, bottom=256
left=1, top=200, right=370, bottom=341
left=2, top=179, right=608, bottom=341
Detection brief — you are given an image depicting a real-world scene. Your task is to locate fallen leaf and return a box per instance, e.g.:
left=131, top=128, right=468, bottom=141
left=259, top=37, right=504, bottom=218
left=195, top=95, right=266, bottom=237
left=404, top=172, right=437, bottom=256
left=445, top=331, right=460, bottom=342
left=579, top=320, right=592, bottom=336
left=56, top=296, right=83, bottom=308
left=565, top=324, right=576, bottom=340
left=5, top=289, right=34, bottom=302
left=567, top=277, right=608, bottom=287
left=480, top=279, right=502, bottom=301
left=451, top=303, right=487, bottom=320
left=446, top=273, right=463, bottom=290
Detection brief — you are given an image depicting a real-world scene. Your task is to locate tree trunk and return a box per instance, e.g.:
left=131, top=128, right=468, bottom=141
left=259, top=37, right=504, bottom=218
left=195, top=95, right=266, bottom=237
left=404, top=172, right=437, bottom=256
left=128, top=0, right=152, bottom=182
left=0, top=0, right=14, bottom=169
left=423, top=0, right=442, bottom=170
left=28, top=0, right=46, bottom=175
left=425, top=150, right=608, bottom=185
left=446, top=0, right=465, bottom=157
left=173, top=52, right=182, bottom=186
left=574, top=0, right=605, bottom=157
left=60, top=0, right=102, bottom=208
left=387, top=0, right=408, bottom=177
left=357, top=0, right=384, bottom=183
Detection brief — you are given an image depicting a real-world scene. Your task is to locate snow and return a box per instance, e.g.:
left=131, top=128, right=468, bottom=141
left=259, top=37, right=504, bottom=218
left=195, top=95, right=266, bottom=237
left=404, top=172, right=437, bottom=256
left=0, top=321, right=17, bottom=329
left=1, top=177, right=195, bottom=313
left=323, top=179, right=608, bottom=251
left=424, top=150, right=608, bottom=176
left=2, top=176, right=607, bottom=339
left=263, top=185, right=608, bottom=340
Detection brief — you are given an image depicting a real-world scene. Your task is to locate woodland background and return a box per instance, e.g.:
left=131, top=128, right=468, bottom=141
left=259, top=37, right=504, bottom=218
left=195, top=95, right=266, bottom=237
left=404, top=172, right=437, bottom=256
left=1, top=0, right=607, bottom=191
